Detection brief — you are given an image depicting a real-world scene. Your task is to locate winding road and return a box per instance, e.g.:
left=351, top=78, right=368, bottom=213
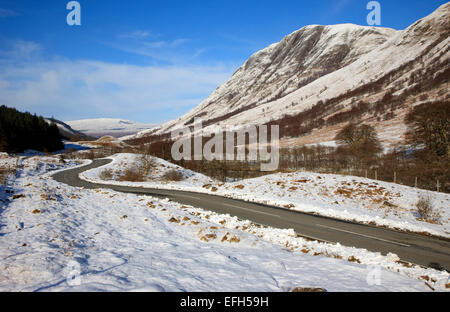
left=52, top=159, right=450, bottom=271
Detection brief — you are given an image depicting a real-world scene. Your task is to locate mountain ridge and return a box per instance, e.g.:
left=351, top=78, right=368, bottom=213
left=127, top=2, right=449, bottom=149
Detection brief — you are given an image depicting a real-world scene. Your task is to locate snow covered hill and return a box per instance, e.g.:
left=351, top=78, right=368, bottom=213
left=127, top=3, right=449, bottom=149
left=66, top=118, right=158, bottom=139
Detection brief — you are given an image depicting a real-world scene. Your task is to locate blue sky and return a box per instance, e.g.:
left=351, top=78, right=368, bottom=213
left=0, top=0, right=447, bottom=123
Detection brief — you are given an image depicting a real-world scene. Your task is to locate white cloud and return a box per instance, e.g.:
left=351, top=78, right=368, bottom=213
left=0, top=42, right=233, bottom=122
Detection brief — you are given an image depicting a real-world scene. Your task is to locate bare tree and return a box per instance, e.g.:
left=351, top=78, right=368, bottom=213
left=335, top=123, right=382, bottom=157
left=405, top=101, right=449, bottom=157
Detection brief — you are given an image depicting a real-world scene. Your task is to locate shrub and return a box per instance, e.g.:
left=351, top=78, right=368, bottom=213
left=162, top=169, right=184, bottom=182
left=0, top=166, right=17, bottom=185
left=118, top=168, right=145, bottom=182
left=99, top=168, right=113, bottom=180
left=138, top=155, right=156, bottom=177
left=416, top=196, right=441, bottom=223
left=0, top=170, right=7, bottom=185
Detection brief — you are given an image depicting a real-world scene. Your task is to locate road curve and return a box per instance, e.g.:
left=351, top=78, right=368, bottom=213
left=52, top=159, right=450, bottom=271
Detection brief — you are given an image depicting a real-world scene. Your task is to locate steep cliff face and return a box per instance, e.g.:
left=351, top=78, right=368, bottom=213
left=130, top=3, right=449, bottom=148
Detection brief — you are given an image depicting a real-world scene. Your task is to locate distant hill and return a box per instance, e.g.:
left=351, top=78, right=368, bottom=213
left=66, top=118, right=158, bottom=139
left=45, top=118, right=95, bottom=141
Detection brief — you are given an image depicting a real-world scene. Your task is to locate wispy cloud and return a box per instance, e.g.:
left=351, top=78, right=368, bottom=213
left=119, top=30, right=156, bottom=40
left=0, top=40, right=42, bottom=60
left=0, top=40, right=233, bottom=122
left=110, top=35, right=196, bottom=64
left=142, top=38, right=189, bottom=49
left=0, top=8, right=18, bottom=18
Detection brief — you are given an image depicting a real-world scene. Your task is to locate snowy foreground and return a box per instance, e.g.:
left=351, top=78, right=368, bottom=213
left=82, top=154, right=450, bottom=238
left=0, top=154, right=449, bottom=292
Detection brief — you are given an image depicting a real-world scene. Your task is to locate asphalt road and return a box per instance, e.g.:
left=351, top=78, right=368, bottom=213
left=52, top=159, right=450, bottom=271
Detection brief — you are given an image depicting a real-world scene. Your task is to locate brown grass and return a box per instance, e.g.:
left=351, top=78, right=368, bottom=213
left=228, top=236, right=240, bottom=243
left=348, top=256, right=361, bottom=264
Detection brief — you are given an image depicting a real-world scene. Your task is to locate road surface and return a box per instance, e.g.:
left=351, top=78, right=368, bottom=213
left=52, top=159, right=450, bottom=271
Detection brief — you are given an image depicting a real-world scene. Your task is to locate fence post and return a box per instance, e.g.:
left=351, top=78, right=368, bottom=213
left=375, top=170, right=377, bottom=180
left=394, top=171, right=397, bottom=184
left=365, top=170, right=368, bottom=179
left=437, top=180, right=440, bottom=193
left=415, top=177, right=418, bottom=188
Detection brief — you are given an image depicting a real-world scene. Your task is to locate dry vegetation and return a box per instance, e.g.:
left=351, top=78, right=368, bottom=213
left=161, top=169, right=184, bottom=182
left=415, top=196, right=442, bottom=224
left=0, top=162, right=17, bottom=185
left=99, top=168, right=113, bottom=181
left=124, top=99, right=449, bottom=193
left=117, top=168, right=146, bottom=182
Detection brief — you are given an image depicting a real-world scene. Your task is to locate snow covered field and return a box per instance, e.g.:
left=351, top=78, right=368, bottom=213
left=1, top=153, right=449, bottom=291
left=81, top=154, right=450, bottom=238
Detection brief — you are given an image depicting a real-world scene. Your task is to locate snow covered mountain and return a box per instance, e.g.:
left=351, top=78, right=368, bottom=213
left=66, top=118, right=158, bottom=139
left=127, top=3, right=449, bottom=148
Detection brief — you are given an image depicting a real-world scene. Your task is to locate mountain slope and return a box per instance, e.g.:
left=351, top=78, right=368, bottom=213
left=129, top=3, right=449, bottom=149
left=155, top=24, right=397, bottom=132
left=45, top=118, right=94, bottom=141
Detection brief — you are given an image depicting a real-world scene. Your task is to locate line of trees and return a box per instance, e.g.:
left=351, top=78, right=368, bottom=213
left=0, top=105, right=64, bottom=153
